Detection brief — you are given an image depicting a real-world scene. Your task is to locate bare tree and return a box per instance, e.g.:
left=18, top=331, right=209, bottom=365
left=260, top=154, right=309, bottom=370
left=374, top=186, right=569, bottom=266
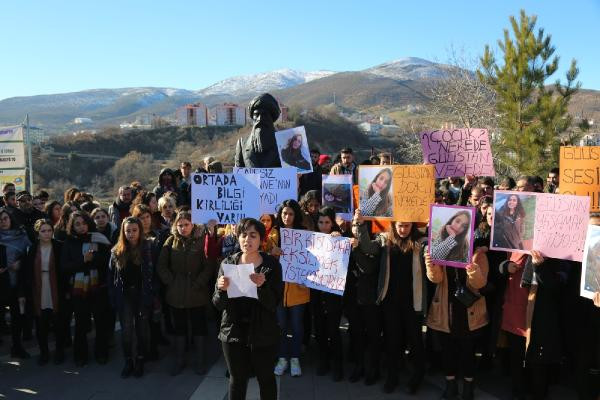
left=428, top=48, right=498, bottom=131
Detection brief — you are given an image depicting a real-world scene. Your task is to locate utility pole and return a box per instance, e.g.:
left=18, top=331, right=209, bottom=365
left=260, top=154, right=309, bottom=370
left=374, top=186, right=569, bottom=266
left=25, top=114, right=34, bottom=193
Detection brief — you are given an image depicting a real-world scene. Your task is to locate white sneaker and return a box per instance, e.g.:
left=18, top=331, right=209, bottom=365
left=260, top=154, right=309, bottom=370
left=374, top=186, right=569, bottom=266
left=274, top=358, right=288, bottom=376
left=290, top=358, right=302, bottom=377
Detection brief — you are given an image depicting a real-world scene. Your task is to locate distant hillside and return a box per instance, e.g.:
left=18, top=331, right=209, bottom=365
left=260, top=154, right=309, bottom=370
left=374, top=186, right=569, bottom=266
left=4, top=57, right=599, bottom=133
left=273, top=71, right=430, bottom=111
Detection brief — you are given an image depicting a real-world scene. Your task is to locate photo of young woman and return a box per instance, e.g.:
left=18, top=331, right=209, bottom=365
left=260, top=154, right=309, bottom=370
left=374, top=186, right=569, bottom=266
left=429, top=206, right=474, bottom=267
left=276, top=128, right=312, bottom=173
left=491, top=192, right=533, bottom=251
left=359, top=167, right=393, bottom=218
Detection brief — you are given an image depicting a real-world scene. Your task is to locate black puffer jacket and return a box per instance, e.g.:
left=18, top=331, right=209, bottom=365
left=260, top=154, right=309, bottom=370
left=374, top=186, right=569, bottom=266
left=212, top=251, right=283, bottom=347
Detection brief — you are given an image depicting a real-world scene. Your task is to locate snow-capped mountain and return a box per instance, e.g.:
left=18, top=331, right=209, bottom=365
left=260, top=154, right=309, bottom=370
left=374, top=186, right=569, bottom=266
left=0, top=57, right=455, bottom=131
left=196, top=69, right=336, bottom=96
left=364, top=57, right=447, bottom=80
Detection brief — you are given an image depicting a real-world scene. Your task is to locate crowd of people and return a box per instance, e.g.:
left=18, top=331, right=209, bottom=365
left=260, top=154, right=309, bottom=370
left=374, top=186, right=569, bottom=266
left=0, top=148, right=599, bottom=400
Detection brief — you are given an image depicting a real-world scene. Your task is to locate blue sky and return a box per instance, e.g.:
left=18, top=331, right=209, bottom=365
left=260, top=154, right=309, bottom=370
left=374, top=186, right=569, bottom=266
left=1, top=0, right=599, bottom=100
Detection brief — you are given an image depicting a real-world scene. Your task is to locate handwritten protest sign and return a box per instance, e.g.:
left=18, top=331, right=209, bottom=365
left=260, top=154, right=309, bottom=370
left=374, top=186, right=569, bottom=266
left=420, top=128, right=495, bottom=178
left=279, top=228, right=352, bottom=296
left=191, top=173, right=260, bottom=224
left=581, top=225, right=600, bottom=299
left=392, top=164, right=435, bottom=223
left=559, top=146, right=600, bottom=212
left=491, top=190, right=590, bottom=261
left=234, top=167, right=297, bottom=215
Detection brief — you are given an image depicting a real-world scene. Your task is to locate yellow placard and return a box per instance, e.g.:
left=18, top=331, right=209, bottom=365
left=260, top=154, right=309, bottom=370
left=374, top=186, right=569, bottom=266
left=559, top=146, right=600, bottom=212
left=392, top=164, right=435, bottom=223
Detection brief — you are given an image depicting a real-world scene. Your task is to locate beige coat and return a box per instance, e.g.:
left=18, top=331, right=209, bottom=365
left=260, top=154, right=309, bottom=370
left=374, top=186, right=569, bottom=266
left=425, top=250, right=489, bottom=333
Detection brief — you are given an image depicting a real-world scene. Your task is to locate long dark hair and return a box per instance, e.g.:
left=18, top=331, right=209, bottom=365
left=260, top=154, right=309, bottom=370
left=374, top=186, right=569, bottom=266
left=0, top=208, right=16, bottom=230
left=275, top=199, right=305, bottom=230
left=439, top=211, right=471, bottom=262
left=66, top=211, right=94, bottom=237
left=367, top=168, right=393, bottom=215
left=284, top=134, right=303, bottom=155
left=316, top=206, right=341, bottom=234
left=388, top=221, right=422, bottom=253
left=499, top=194, right=526, bottom=220
left=44, top=201, right=62, bottom=225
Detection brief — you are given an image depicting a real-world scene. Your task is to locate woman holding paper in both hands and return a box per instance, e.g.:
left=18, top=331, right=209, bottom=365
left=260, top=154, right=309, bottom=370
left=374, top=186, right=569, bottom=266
left=214, top=218, right=283, bottom=400
left=157, top=211, right=213, bottom=376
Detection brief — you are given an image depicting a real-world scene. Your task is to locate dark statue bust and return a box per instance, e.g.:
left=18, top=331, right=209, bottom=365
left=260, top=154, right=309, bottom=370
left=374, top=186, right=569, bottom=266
left=234, top=93, right=281, bottom=168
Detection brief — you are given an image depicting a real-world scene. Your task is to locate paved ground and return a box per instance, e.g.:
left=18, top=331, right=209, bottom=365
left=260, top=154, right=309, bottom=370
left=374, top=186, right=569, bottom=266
left=0, top=324, right=579, bottom=400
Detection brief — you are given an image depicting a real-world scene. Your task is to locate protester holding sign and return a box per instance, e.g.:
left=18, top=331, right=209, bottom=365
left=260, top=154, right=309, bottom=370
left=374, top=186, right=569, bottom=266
left=353, top=209, right=428, bottom=394
left=518, top=250, right=570, bottom=400
left=213, top=218, right=283, bottom=400
left=425, top=249, right=489, bottom=400
left=157, top=211, right=213, bottom=376
left=311, top=207, right=346, bottom=382
left=269, top=200, right=309, bottom=377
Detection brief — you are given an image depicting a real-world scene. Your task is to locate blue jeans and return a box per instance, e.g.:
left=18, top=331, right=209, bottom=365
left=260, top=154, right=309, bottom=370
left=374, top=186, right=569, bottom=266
left=276, top=304, right=305, bottom=358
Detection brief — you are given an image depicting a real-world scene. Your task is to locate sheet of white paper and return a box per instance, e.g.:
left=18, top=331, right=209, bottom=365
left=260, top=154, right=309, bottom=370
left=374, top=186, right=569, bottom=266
left=222, top=263, right=258, bottom=299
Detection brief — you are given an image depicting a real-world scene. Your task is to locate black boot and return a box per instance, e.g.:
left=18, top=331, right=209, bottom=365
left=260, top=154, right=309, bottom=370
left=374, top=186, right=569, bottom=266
left=192, top=336, right=206, bottom=375
left=332, top=361, right=343, bottom=382
left=133, top=357, right=144, bottom=378
left=121, top=358, right=134, bottom=378
left=38, top=351, right=49, bottom=366
left=364, top=368, right=380, bottom=386
left=441, top=379, right=458, bottom=400
left=316, top=357, right=330, bottom=376
left=406, top=371, right=424, bottom=395
left=348, top=365, right=363, bottom=383
left=11, top=345, right=30, bottom=359
left=170, top=336, right=186, bottom=376
left=383, top=369, right=398, bottom=394
left=462, top=379, right=474, bottom=400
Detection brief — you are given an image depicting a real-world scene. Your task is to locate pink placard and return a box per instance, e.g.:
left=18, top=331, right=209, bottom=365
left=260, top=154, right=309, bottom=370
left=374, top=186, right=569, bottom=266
left=490, top=190, right=590, bottom=261
left=533, top=192, right=590, bottom=261
left=420, top=128, right=495, bottom=178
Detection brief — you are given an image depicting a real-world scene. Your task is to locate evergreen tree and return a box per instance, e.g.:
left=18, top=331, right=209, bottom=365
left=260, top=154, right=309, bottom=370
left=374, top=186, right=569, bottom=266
left=478, top=9, right=580, bottom=176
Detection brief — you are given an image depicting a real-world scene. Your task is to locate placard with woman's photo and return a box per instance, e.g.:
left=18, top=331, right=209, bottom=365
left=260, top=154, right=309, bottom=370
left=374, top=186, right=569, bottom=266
left=428, top=204, right=476, bottom=268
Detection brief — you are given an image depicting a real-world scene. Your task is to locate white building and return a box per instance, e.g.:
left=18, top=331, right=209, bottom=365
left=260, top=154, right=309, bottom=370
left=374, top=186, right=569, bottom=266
left=358, top=122, right=382, bottom=136
left=212, top=103, right=246, bottom=126
left=176, top=103, right=208, bottom=127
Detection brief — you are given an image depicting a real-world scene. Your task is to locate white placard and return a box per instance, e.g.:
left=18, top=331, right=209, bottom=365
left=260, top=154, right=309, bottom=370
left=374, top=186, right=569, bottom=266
left=222, top=263, right=258, bottom=299
left=191, top=173, right=260, bottom=224
left=279, top=228, right=351, bottom=296
left=233, top=167, right=298, bottom=214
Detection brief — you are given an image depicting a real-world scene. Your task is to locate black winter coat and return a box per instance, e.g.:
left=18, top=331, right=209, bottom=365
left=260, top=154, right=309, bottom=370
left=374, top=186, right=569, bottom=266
left=212, top=251, right=283, bottom=347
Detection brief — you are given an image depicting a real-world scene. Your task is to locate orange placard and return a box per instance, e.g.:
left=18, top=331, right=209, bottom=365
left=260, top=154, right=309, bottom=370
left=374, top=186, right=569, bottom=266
left=392, top=164, right=435, bottom=223
left=559, top=146, right=600, bottom=212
